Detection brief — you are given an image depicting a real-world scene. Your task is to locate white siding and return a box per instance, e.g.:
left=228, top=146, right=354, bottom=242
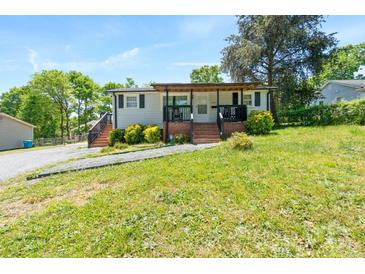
left=113, top=89, right=270, bottom=127
left=114, top=92, right=163, bottom=129
left=314, top=83, right=365, bottom=105
left=0, top=115, right=34, bottom=150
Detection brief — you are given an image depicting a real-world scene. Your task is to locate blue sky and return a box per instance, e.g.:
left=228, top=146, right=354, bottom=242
left=0, top=15, right=365, bottom=93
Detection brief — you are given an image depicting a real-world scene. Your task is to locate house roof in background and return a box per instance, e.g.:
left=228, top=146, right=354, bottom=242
left=0, top=112, right=36, bottom=128
left=327, top=80, right=365, bottom=90
left=109, top=87, right=157, bottom=93
left=151, top=82, right=277, bottom=92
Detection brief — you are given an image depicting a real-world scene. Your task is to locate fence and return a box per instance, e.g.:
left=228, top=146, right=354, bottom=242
left=34, top=134, right=87, bottom=147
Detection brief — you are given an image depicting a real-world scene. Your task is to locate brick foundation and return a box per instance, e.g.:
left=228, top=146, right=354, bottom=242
left=163, top=121, right=191, bottom=141
left=223, top=122, right=246, bottom=136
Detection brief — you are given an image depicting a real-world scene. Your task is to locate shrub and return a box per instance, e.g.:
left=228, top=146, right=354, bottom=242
left=114, top=142, right=128, bottom=150
left=228, top=132, right=253, bottom=151
left=246, top=111, right=274, bottom=135
left=108, top=129, right=125, bottom=146
left=277, top=98, right=365, bottom=126
left=173, top=134, right=189, bottom=144
left=101, top=146, right=115, bottom=153
left=143, top=125, right=161, bottom=143
left=124, top=123, right=145, bottom=144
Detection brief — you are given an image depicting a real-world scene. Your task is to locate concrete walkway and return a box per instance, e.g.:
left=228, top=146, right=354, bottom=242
left=31, top=143, right=217, bottom=180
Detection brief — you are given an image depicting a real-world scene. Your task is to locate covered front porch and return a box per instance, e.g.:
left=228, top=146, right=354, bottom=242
left=151, top=83, right=275, bottom=143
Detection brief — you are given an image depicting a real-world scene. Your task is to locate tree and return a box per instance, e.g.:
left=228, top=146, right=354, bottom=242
left=221, top=16, right=337, bottom=115
left=68, top=71, right=100, bottom=134
left=316, top=43, right=365, bottom=83
left=30, top=70, right=72, bottom=139
left=0, top=86, right=29, bottom=117
left=190, top=65, right=224, bottom=83
left=124, top=77, right=137, bottom=88
left=98, top=82, right=124, bottom=113
left=18, top=91, right=59, bottom=138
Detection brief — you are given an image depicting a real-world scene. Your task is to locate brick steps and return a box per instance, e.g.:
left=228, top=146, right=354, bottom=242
left=193, top=123, right=220, bottom=145
left=89, top=124, right=113, bottom=147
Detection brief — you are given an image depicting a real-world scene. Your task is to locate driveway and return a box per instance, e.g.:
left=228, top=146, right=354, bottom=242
left=0, top=143, right=101, bottom=182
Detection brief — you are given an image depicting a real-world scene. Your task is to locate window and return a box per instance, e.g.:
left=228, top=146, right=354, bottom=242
left=126, top=96, right=137, bottom=108
left=163, top=96, right=188, bottom=106
left=243, top=94, right=252, bottom=106
left=118, top=94, right=124, bottom=108
left=198, top=105, right=207, bottom=114
left=336, top=97, right=343, bottom=103
left=139, top=94, right=145, bottom=108
left=232, top=92, right=238, bottom=105
left=254, top=92, right=261, bottom=106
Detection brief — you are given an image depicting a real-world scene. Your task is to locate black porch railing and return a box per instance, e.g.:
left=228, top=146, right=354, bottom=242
left=163, top=105, right=191, bottom=122
left=87, top=112, right=112, bottom=147
left=218, top=105, right=247, bottom=122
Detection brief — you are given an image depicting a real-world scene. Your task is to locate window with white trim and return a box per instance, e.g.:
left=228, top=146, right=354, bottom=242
left=243, top=94, right=252, bottom=106
left=126, top=96, right=138, bottom=108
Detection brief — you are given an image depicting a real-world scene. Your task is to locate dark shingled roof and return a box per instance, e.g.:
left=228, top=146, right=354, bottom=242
left=109, top=87, right=157, bottom=93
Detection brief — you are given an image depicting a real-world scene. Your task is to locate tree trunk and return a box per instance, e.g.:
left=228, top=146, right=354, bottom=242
left=65, top=111, right=70, bottom=139
left=60, top=108, right=64, bottom=139
left=77, top=99, right=81, bottom=135
left=267, top=55, right=278, bottom=122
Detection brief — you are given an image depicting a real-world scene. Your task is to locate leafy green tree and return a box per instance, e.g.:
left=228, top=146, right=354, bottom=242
left=221, top=16, right=337, bottom=115
left=68, top=71, right=100, bottom=134
left=30, top=70, right=72, bottom=139
left=0, top=86, right=30, bottom=116
left=98, top=82, right=124, bottom=113
left=18, top=91, right=59, bottom=138
left=124, top=77, right=137, bottom=88
left=316, top=43, right=365, bottom=83
left=190, top=65, right=223, bottom=83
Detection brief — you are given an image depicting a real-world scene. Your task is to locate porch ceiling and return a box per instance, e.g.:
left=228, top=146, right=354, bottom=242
left=151, top=82, right=276, bottom=92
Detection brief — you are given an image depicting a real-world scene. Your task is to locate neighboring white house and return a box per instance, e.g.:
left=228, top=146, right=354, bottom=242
left=0, top=112, right=35, bottom=151
left=313, top=80, right=365, bottom=105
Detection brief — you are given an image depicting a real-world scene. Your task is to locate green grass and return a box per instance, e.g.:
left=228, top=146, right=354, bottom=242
left=0, top=125, right=364, bottom=257
left=79, top=142, right=166, bottom=159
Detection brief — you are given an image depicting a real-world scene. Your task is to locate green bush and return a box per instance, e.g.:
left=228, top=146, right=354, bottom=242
left=108, top=129, right=125, bottom=146
left=143, top=125, right=161, bottom=143
left=246, top=111, right=274, bottom=135
left=228, top=132, right=253, bottom=151
left=114, top=142, right=128, bottom=150
left=173, top=134, right=189, bottom=144
left=277, top=98, right=365, bottom=126
left=124, top=123, right=145, bottom=144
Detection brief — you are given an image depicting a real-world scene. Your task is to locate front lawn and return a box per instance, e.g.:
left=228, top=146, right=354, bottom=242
left=0, top=125, right=364, bottom=257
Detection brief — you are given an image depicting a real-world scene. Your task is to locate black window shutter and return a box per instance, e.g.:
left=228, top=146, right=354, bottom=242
left=118, top=94, right=124, bottom=108
left=254, top=92, right=261, bottom=106
left=232, top=92, right=238, bottom=105
left=139, top=94, right=145, bottom=108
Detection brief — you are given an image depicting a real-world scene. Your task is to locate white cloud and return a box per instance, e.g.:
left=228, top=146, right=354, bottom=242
left=27, top=48, right=39, bottom=71
left=172, top=62, right=218, bottom=67
left=103, top=48, right=139, bottom=68
left=32, top=47, right=140, bottom=72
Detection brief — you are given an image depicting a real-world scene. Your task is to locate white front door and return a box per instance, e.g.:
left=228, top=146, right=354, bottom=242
left=195, top=94, right=210, bottom=122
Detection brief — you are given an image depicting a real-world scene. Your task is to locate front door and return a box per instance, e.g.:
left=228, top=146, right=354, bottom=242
left=195, top=94, right=210, bottom=122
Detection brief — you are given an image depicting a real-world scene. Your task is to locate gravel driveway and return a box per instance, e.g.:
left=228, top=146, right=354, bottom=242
left=0, top=144, right=101, bottom=182
left=33, top=143, right=217, bottom=179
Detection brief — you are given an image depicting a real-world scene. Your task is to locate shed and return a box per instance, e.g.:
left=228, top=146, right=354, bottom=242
left=0, top=113, right=35, bottom=151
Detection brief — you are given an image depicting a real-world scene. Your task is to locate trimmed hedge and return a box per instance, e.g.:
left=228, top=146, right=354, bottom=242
left=246, top=111, right=274, bottom=135
left=278, top=98, right=365, bottom=126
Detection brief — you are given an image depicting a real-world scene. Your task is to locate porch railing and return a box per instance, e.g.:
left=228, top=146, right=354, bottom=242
left=218, top=105, right=247, bottom=122
left=163, top=105, right=191, bottom=122
left=87, top=112, right=112, bottom=147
